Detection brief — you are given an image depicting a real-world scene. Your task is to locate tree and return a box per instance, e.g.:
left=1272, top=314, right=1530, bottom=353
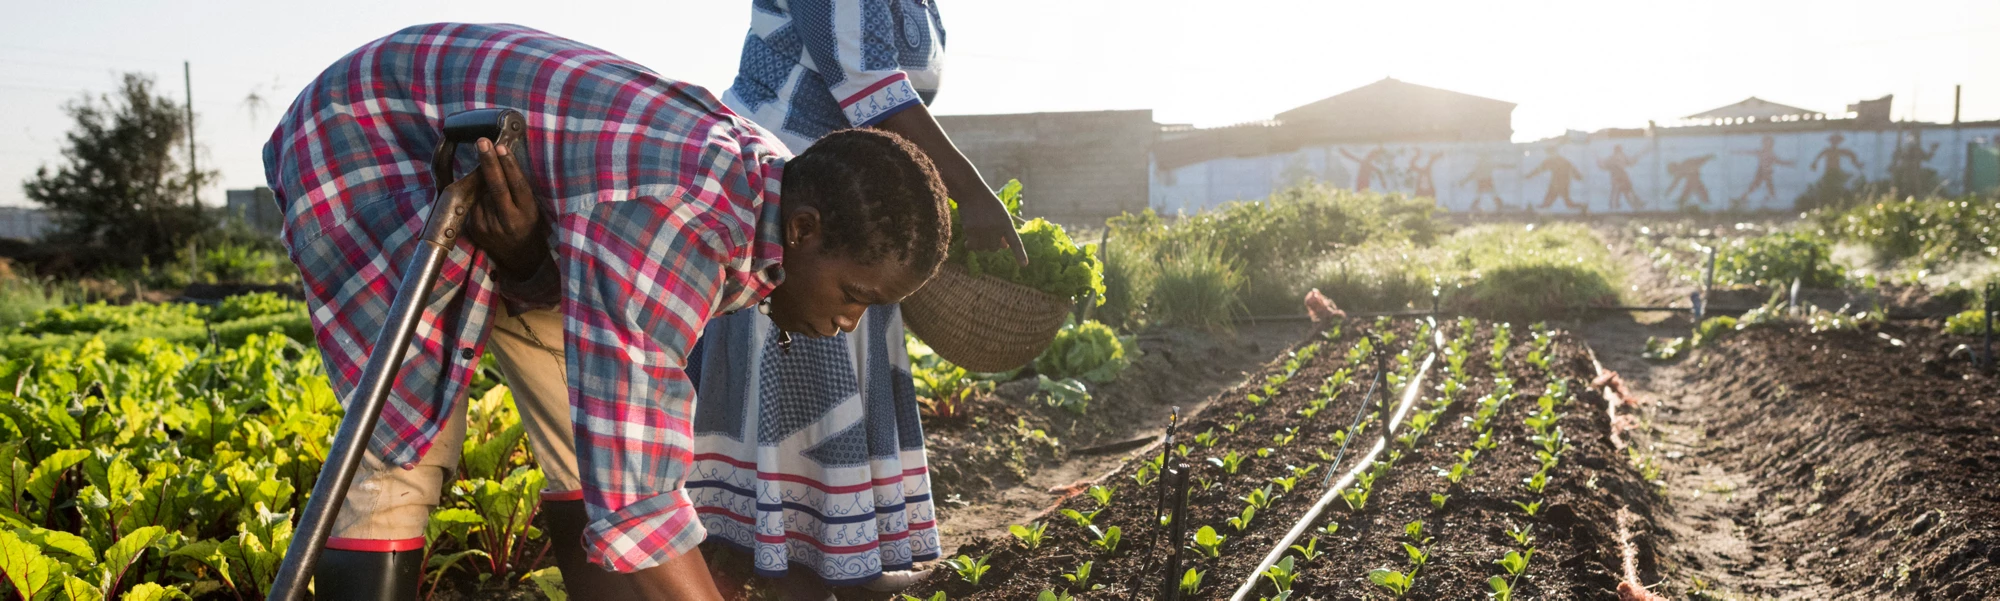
left=23, top=73, right=215, bottom=263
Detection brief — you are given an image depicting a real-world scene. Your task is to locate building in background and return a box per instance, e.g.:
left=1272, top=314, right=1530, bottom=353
left=225, top=187, right=282, bottom=236
left=0, top=207, right=51, bottom=241
left=937, top=110, right=1156, bottom=229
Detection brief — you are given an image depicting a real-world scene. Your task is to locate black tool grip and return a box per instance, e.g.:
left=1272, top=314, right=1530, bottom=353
left=423, top=108, right=531, bottom=248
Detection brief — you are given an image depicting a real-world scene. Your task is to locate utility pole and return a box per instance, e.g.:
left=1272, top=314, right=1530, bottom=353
left=185, top=61, right=197, bottom=205
left=1954, top=84, right=1962, bottom=125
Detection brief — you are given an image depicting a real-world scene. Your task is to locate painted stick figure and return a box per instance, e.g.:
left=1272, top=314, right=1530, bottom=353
left=1665, top=154, right=1716, bottom=207
left=1598, top=145, right=1649, bottom=210
left=1409, top=151, right=1444, bottom=199
left=1810, top=132, right=1863, bottom=173
left=1340, top=146, right=1393, bottom=191
left=1527, top=146, right=1585, bottom=210
left=1733, top=135, right=1794, bottom=204
left=1457, top=153, right=1514, bottom=211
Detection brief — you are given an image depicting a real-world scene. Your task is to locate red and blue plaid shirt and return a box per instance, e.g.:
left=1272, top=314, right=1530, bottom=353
left=263, top=22, right=787, bottom=572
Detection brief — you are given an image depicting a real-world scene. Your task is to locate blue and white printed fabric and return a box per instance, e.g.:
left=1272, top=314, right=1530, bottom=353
left=687, top=306, right=939, bottom=586
left=722, top=0, right=945, bottom=152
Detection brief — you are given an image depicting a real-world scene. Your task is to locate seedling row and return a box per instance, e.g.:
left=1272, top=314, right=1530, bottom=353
left=901, top=316, right=1658, bottom=600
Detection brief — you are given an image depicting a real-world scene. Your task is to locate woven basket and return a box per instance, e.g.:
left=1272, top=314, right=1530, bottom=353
left=902, top=264, right=1074, bottom=373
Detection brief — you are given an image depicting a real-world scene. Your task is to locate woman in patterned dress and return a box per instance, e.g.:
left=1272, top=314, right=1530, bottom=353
left=686, top=1, right=1024, bottom=599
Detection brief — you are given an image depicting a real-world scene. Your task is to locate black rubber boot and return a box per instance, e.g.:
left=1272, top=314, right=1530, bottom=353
left=544, top=499, right=645, bottom=600
left=315, top=548, right=421, bottom=601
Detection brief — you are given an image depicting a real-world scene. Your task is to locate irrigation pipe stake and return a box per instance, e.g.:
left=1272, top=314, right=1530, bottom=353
left=1984, top=282, right=1996, bottom=372
left=1154, top=462, right=1194, bottom=601
left=1226, top=351, right=1436, bottom=601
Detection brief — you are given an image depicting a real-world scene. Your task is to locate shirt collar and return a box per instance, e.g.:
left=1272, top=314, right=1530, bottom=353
left=748, top=157, right=786, bottom=294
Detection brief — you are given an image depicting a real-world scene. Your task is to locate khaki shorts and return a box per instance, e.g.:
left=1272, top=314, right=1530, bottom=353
left=326, top=307, right=581, bottom=549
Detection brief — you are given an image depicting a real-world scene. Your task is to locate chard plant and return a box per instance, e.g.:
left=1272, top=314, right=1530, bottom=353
left=1506, top=522, right=1536, bottom=547
left=1367, top=568, right=1413, bottom=597
left=1037, top=590, right=1074, bottom=601
left=1496, top=548, right=1534, bottom=589
left=1193, top=428, right=1220, bottom=448
left=1263, top=556, right=1298, bottom=593
left=1059, top=508, right=1101, bottom=528
left=1524, top=470, right=1550, bottom=494
left=1240, top=484, right=1275, bottom=510
left=1208, top=450, right=1245, bottom=475
left=1269, top=474, right=1301, bottom=494
left=1132, top=463, right=1159, bottom=487
left=1340, top=486, right=1371, bottom=512
left=1290, top=536, right=1322, bottom=561
left=1008, top=522, right=1047, bottom=549
left=1227, top=506, right=1257, bottom=531
left=1320, top=521, right=1341, bottom=535
left=1086, top=485, right=1114, bottom=507
left=1062, top=560, right=1093, bottom=588
left=1088, top=525, right=1122, bottom=554
left=1430, top=492, right=1449, bottom=510
left=1191, top=525, right=1226, bottom=558
left=1513, top=499, right=1543, bottom=517
left=1271, top=426, right=1298, bottom=446
left=945, top=553, right=992, bottom=586
left=903, top=593, right=947, bottom=601
left=1179, top=567, right=1205, bottom=596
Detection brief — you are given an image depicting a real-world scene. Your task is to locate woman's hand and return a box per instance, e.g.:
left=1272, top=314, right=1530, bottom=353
left=467, top=137, right=553, bottom=280
left=871, top=103, right=1028, bottom=266
left=957, top=187, right=1028, bottom=265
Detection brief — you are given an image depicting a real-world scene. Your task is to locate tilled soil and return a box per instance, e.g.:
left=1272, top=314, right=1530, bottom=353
left=891, top=318, right=1662, bottom=600
left=1641, top=323, right=2000, bottom=600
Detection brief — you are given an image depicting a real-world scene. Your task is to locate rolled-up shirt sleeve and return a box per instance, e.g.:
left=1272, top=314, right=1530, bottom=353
left=792, top=0, right=927, bottom=128
left=562, top=195, right=733, bottom=572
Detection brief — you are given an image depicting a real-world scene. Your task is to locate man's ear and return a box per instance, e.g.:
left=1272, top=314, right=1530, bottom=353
left=783, top=205, right=822, bottom=248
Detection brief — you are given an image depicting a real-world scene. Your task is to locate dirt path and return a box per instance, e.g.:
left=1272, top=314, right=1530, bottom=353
left=1580, top=311, right=1837, bottom=599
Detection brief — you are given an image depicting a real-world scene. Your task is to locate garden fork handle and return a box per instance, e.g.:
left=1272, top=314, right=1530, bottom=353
left=268, top=108, right=529, bottom=601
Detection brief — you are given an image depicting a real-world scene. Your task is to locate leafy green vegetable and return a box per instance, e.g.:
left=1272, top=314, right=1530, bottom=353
left=1192, top=526, right=1226, bottom=558
left=1035, top=320, right=1129, bottom=382
left=949, top=181, right=1105, bottom=304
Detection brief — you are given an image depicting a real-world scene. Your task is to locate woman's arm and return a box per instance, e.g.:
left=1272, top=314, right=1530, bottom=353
left=873, top=102, right=1027, bottom=265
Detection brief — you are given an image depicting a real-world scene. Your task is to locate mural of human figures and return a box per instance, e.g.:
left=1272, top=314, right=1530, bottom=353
left=1889, top=130, right=1942, bottom=196
left=1526, top=146, right=1585, bottom=210
left=1340, top=146, right=1394, bottom=190
left=1597, top=145, right=1649, bottom=210
left=1811, top=132, right=1863, bottom=175
left=1457, top=153, right=1515, bottom=211
left=1665, top=154, right=1717, bottom=208
left=1409, top=151, right=1444, bottom=199
left=1732, top=135, right=1795, bottom=206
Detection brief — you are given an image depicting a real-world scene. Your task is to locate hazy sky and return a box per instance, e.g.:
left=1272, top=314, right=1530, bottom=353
left=4, top=0, right=1997, bottom=207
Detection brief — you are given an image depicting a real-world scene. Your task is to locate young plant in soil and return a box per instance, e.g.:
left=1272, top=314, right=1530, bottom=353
left=946, top=553, right=992, bottom=587
left=1192, top=525, right=1226, bottom=558
left=1009, top=522, right=1047, bottom=550
left=1061, top=560, right=1094, bottom=590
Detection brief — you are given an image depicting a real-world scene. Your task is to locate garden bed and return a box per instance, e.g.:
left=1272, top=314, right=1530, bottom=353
left=1647, top=322, right=2000, bottom=599
left=888, top=317, right=1661, bottom=600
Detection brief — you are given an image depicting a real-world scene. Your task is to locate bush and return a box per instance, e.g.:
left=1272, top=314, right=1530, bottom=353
left=1035, top=320, right=1129, bottom=383
left=1096, top=238, right=1155, bottom=329
left=1110, top=185, right=1439, bottom=315
left=1824, top=198, right=2000, bottom=267
left=1148, top=240, right=1242, bottom=329
left=1714, top=230, right=1846, bottom=288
